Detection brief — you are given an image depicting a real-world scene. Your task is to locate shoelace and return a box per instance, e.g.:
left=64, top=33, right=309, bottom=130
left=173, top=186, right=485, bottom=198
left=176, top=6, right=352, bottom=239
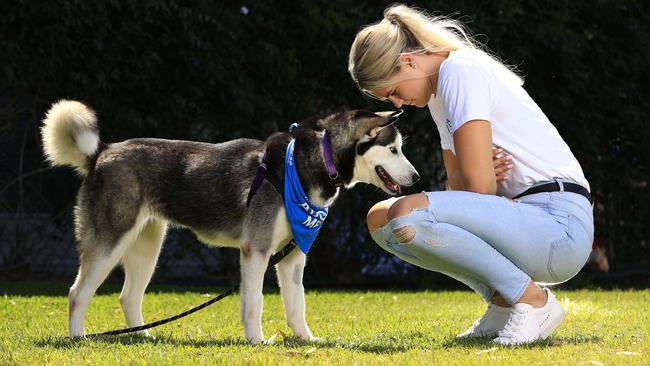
left=497, top=307, right=529, bottom=339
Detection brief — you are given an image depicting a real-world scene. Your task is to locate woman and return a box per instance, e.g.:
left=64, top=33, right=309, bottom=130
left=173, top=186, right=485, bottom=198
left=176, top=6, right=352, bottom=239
left=348, top=4, right=594, bottom=345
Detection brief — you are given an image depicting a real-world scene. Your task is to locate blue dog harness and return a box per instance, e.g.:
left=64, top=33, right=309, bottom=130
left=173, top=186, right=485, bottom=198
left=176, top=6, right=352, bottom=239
left=284, top=139, right=329, bottom=253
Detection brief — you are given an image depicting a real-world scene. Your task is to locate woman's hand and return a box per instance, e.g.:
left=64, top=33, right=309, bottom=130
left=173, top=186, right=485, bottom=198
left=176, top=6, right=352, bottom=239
left=493, top=148, right=513, bottom=181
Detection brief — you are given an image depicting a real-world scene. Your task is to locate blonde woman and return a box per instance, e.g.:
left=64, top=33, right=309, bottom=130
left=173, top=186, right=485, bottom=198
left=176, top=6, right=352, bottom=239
left=349, top=4, right=593, bottom=345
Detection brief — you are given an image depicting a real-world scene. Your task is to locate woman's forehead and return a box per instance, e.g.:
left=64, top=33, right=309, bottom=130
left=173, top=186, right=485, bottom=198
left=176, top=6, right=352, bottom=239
left=371, top=86, right=392, bottom=98
left=373, top=81, right=404, bottom=99
left=365, top=87, right=391, bottom=102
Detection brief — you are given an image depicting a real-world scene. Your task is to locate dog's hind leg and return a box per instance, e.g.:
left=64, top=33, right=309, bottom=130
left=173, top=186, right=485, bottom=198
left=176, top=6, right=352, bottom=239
left=239, top=242, right=271, bottom=344
left=119, top=218, right=167, bottom=336
left=275, top=248, right=314, bottom=342
left=69, top=240, right=130, bottom=338
left=69, top=204, right=149, bottom=338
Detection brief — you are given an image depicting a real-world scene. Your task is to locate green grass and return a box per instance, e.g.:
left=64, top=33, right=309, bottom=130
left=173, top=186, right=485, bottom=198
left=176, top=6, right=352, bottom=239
left=1, top=281, right=648, bottom=365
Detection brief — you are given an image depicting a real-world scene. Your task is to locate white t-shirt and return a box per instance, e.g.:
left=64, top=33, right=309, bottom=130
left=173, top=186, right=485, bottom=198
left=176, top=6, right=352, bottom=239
left=428, top=48, right=590, bottom=198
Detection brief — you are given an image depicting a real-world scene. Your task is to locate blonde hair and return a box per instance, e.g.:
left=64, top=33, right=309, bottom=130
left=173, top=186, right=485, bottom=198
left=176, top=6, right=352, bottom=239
left=348, top=4, right=521, bottom=100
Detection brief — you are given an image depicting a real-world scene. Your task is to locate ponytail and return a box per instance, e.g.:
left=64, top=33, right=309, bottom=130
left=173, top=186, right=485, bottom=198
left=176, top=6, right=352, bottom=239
left=349, top=4, right=521, bottom=97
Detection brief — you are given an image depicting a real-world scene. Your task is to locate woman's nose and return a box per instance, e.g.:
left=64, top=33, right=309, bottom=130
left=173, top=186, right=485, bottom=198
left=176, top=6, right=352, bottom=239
left=389, top=96, right=403, bottom=108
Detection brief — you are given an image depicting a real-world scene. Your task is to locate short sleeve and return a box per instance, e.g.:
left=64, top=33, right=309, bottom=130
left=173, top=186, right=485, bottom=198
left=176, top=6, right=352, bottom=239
left=438, top=58, right=493, bottom=135
left=432, top=118, right=453, bottom=150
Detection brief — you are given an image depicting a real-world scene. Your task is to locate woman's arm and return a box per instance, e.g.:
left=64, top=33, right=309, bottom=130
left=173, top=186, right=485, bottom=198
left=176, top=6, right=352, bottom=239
left=451, top=120, right=497, bottom=195
left=442, top=149, right=463, bottom=191
left=443, top=121, right=513, bottom=192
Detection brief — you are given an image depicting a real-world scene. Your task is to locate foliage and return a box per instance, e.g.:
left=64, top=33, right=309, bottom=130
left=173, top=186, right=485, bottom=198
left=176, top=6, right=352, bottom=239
left=0, top=1, right=647, bottom=280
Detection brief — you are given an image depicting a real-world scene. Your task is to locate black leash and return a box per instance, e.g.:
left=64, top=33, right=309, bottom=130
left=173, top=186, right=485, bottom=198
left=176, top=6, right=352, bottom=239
left=86, top=239, right=297, bottom=338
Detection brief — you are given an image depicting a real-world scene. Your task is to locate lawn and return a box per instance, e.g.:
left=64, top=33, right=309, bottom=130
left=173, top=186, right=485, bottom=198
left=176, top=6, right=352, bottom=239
left=1, top=281, right=647, bottom=365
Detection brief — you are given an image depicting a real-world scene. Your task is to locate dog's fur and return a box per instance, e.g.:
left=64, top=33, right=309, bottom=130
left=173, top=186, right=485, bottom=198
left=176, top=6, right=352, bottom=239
left=41, top=100, right=419, bottom=343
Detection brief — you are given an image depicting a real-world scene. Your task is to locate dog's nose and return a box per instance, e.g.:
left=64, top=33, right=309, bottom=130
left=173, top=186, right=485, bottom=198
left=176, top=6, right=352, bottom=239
left=411, top=172, right=420, bottom=184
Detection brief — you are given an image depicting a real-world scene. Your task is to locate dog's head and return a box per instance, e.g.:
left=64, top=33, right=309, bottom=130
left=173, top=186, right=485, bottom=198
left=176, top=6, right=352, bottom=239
left=300, top=110, right=419, bottom=195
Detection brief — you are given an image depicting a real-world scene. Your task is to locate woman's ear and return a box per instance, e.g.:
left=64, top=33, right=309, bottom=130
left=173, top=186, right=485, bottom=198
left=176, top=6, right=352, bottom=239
left=398, top=54, right=416, bottom=69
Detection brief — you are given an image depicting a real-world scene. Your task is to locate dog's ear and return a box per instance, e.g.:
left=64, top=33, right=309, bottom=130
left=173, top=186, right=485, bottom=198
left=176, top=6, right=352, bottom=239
left=357, top=109, right=403, bottom=139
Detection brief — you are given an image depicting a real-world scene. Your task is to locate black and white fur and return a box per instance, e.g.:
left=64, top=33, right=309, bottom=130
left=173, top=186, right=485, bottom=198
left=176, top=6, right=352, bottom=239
left=41, top=100, right=419, bottom=343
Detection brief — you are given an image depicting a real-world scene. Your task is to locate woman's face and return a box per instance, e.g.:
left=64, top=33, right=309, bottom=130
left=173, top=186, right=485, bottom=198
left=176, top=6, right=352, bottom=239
left=370, top=60, right=433, bottom=108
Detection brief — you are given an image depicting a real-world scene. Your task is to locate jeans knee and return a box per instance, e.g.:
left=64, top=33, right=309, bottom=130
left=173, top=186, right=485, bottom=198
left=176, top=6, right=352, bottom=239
left=386, top=193, right=429, bottom=221
left=367, top=198, right=401, bottom=232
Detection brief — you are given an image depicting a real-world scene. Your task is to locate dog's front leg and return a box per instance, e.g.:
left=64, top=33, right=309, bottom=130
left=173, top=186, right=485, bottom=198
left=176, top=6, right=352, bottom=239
left=276, top=248, right=315, bottom=341
left=239, top=243, right=270, bottom=344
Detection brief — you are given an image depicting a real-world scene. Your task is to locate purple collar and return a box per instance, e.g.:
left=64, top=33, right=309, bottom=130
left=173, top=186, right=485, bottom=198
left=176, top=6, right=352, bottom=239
left=322, top=130, right=344, bottom=188
left=290, top=122, right=343, bottom=189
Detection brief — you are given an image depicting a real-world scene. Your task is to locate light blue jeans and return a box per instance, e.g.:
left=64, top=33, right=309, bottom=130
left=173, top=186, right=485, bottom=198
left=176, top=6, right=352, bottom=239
left=370, top=182, right=594, bottom=304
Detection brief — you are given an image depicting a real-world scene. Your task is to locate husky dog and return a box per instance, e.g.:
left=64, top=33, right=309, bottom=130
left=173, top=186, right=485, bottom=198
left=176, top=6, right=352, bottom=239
left=41, top=100, right=419, bottom=344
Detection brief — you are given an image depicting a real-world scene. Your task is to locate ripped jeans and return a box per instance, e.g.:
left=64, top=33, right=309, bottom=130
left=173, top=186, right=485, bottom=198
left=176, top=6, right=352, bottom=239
left=370, top=189, right=594, bottom=304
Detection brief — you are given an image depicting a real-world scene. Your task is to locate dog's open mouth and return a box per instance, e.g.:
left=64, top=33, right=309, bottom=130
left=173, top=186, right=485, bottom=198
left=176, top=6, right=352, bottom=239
left=375, top=166, right=400, bottom=194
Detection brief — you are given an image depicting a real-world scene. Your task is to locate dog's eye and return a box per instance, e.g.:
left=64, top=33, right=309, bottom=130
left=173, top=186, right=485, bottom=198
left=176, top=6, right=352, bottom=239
left=390, top=147, right=398, bottom=154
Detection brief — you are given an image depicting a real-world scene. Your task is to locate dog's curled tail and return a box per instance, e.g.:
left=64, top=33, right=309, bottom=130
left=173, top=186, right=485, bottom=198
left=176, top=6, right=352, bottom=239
left=41, top=100, right=100, bottom=176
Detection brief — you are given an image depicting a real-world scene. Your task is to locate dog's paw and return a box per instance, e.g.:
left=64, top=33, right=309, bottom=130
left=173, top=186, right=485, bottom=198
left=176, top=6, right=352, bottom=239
left=303, top=335, right=324, bottom=344
left=309, top=336, right=325, bottom=344
left=129, top=330, right=156, bottom=341
left=294, top=333, right=323, bottom=344
left=136, top=330, right=154, bottom=339
left=247, top=335, right=266, bottom=345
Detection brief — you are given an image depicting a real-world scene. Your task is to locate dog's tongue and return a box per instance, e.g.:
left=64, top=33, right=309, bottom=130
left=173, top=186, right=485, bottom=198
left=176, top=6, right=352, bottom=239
left=387, top=181, right=399, bottom=193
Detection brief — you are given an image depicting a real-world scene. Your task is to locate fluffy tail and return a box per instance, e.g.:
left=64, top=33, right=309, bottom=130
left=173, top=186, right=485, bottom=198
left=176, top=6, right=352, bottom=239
left=41, top=100, right=100, bottom=176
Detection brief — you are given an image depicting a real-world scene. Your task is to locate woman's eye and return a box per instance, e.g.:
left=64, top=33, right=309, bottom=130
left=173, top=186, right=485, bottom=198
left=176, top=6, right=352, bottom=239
left=390, top=147, right=398, bottom=154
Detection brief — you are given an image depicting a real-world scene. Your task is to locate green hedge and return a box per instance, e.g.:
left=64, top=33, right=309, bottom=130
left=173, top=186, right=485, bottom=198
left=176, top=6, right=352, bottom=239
left=1, top=1, right=647, bottom=280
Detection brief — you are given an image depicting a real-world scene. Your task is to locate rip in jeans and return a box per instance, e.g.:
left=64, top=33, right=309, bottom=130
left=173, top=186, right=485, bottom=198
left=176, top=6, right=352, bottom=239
left=392, top=225, right=416, bottom=244
left=386, top=193, right=431, bottom=245
left=385, top=207, right=433, bottom=246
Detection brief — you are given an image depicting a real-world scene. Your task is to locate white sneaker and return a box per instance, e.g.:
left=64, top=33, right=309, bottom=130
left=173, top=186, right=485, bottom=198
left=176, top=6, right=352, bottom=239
left=493, top=288, right=566, bottom=346
left=456, top=303, right=512, bottom=338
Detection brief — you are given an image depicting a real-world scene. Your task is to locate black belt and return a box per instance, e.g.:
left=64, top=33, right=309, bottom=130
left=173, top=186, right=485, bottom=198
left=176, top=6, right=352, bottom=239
left=513, top=181, right=592, bottom=203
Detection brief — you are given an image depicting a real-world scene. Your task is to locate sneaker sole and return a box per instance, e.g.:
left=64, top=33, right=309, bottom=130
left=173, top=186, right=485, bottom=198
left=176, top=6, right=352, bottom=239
left=456, top=330, right=499, bottom=339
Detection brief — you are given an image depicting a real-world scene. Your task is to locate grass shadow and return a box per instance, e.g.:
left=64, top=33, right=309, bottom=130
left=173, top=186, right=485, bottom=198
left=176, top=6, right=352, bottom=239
left=35, top=331, right=432, bottom=354
left=281, top=336, right=413, bottom=354
left=34, top=333, right=250, bottom=349
left=444, top=333, right=603, bottom=349
left=34, top=331, right=604, bottom=354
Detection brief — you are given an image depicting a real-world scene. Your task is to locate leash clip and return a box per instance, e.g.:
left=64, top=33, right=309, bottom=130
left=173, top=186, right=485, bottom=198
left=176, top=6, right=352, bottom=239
left=289, top=123, right=299, bottom=133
